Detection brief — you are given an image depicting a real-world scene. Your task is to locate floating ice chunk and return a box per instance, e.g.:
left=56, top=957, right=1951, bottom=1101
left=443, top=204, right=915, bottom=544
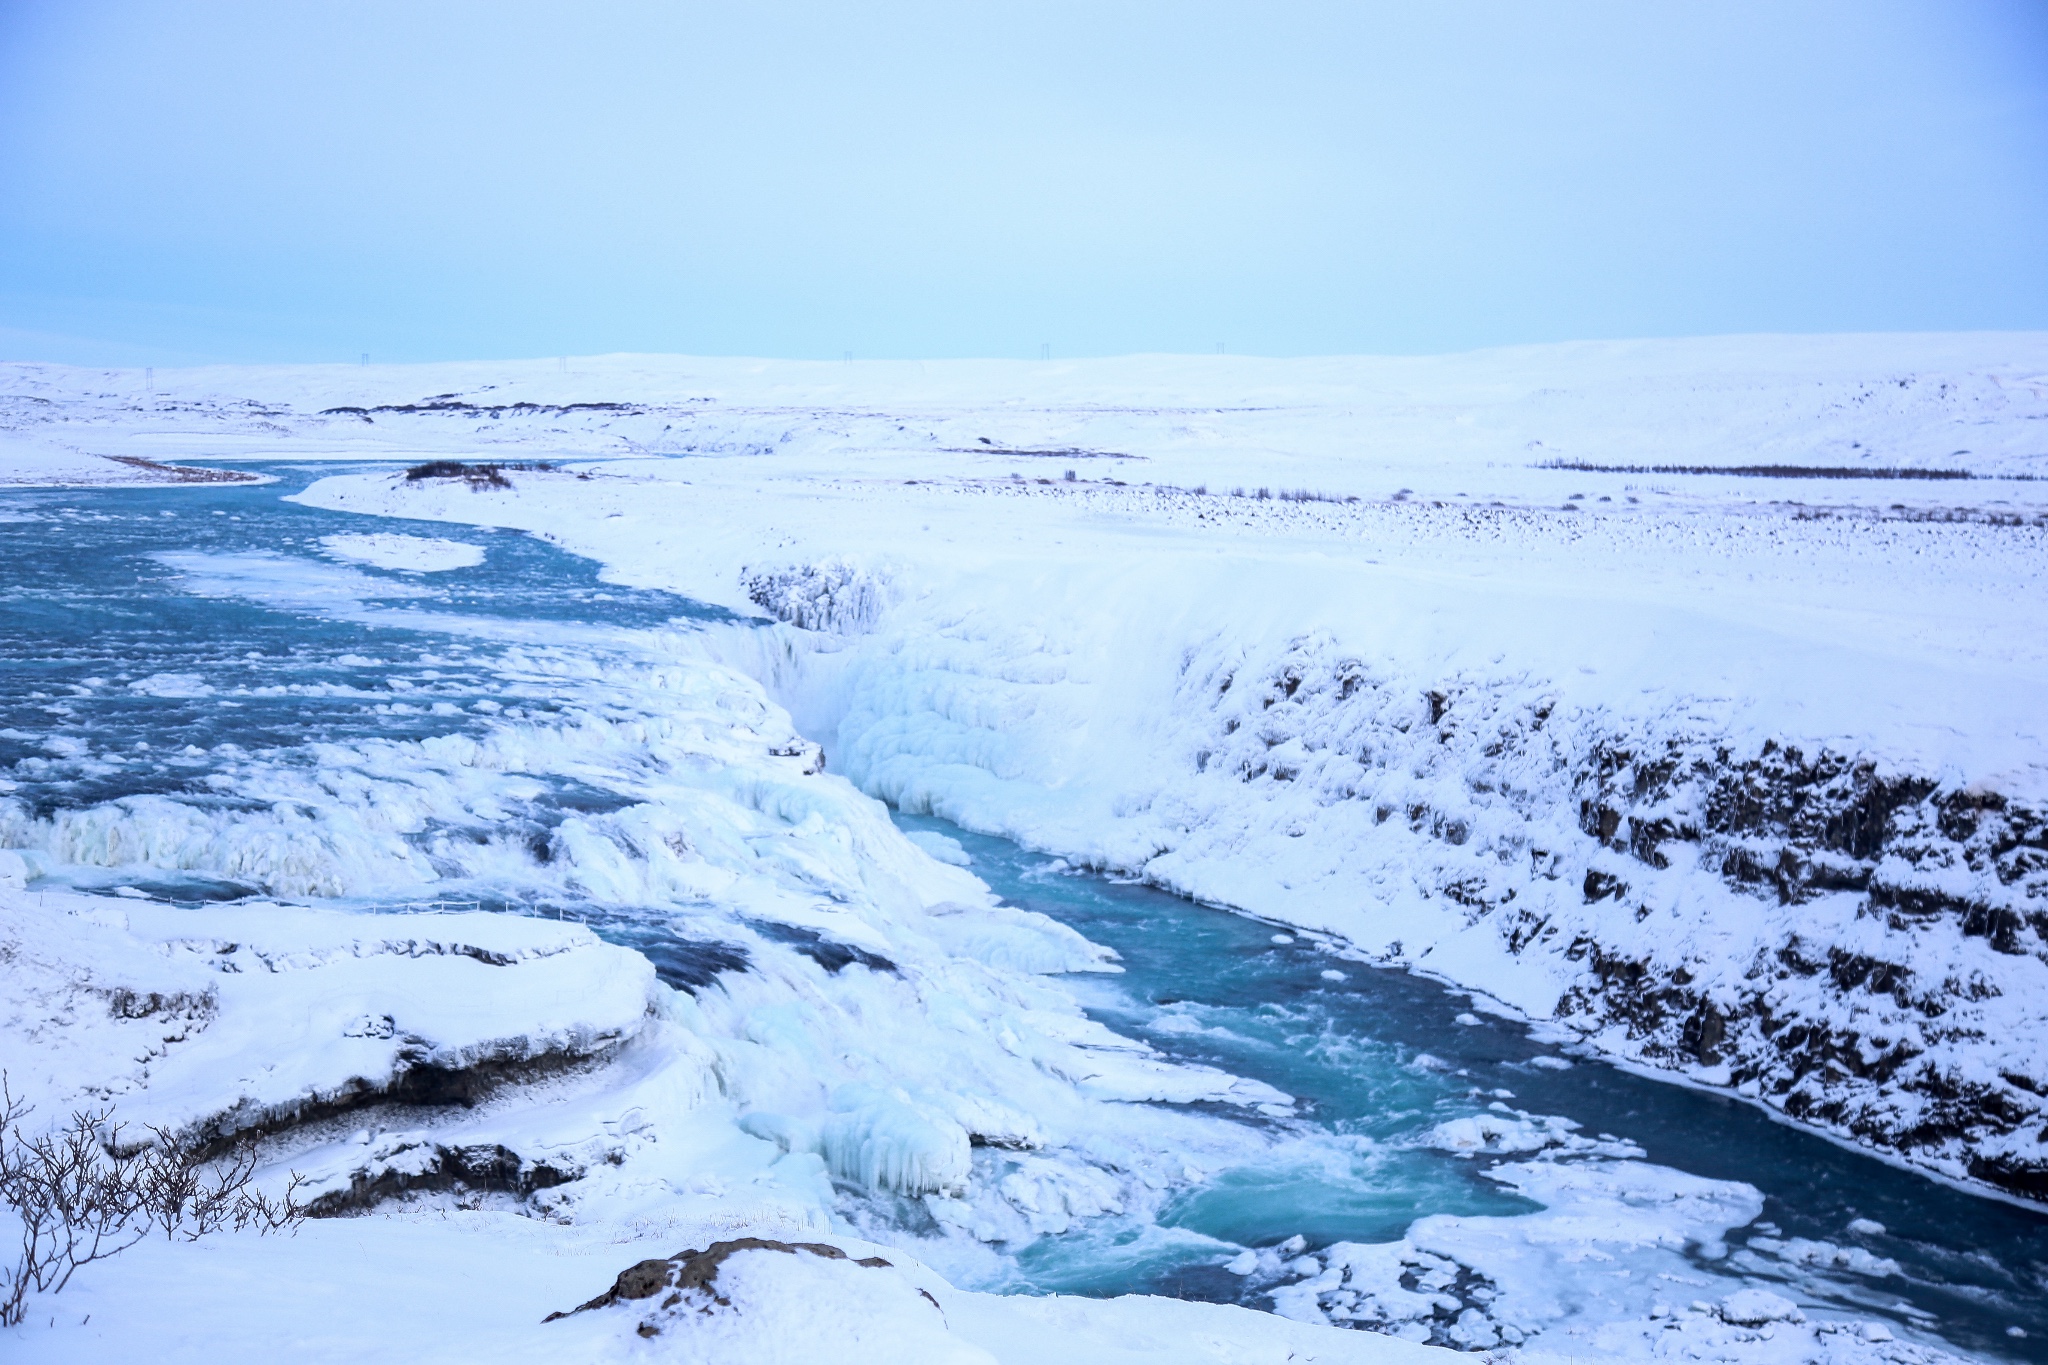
left=1270, top=933, right=1294, bottom=944
left=321, top=532, right=484, bottom=572
left=1746, top=1233, right=1900, bottom=1277
left=1454, top=1012, right=1483, bottom=1026
left=155, top=550, right=432, bottom=608
left=1057, top=1048, right=1293, bottom=1109
left=1017, top=1008, right=1155, bottom=1054
left=903, top=829, right=972, bottom=866
left=1446, top=1306, right=1498, bottom=1349
left=1223, top=1250, right=1260, bottom=1276
left=129, top=672, right=214, bottom=698
left=1425, top=1111, right=1582, bottom=1155
left=1717, top=1288, right=1804, bottom=1326
left=994, top=1156, right=1124, bottom=1234
left=1320, top=968, right=1348, bottom=982
left=1846, top=1217, right=1885, bottom=1237
left=1267, top=1281, right=1331, bottom=1325
left=1527, top=1054, right=1573, bottom=1070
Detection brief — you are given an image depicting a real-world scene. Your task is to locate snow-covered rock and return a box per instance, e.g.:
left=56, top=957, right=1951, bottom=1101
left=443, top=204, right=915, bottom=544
left=0, top=892, right=656, bottom=1144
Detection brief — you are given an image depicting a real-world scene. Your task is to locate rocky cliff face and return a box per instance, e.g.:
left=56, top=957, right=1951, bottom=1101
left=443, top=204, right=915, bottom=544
left=1567, top=740, right=2047, bottom=1199
left=1153, top=640, right=2046, bottom=1200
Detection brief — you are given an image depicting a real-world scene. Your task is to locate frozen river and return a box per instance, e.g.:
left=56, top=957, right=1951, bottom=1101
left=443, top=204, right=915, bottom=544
left=2, top=465, right=2041, bottom=1360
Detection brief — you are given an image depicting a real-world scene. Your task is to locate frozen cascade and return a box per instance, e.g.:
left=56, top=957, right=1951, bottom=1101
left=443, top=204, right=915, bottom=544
left=822, top=1085, right=974, bottom=1196
left=740, top=1088, right=977, bottom=1198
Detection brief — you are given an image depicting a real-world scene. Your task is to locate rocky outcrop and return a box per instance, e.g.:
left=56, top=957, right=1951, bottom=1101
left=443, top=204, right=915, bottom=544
left=1, top=895, right=658, bottom=1183
left=1567, top=739, right=2047, bottom=1199
left=1169, top=641, right=2047, bottom=1201
left=545, top=1239, right=904, bottom=1336
left=303, top=1140, right=583, bottom=1217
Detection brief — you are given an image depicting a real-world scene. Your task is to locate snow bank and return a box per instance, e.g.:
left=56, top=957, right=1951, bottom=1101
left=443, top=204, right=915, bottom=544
left=0, top=891, right=656, bottom=1144
left=0, top=1212, right=1453, bottom=1365
left=0, top=433, right=262, bottom=486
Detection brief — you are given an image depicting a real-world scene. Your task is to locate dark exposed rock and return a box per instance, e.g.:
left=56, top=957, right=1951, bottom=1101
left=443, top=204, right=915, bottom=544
left=1563, top=739, right=2046, bottom=1196
left=1185, top=639, right=2048, bottom=1200
left=401, top=460, right=557, bottom=489
left=305, top=1141, right=580, bottom=1217
left=180, top=1041, right=623, bottom=1161
left=544, top=1238, right=900, bottom=1333
left=637, top=936, right=752, bottom=994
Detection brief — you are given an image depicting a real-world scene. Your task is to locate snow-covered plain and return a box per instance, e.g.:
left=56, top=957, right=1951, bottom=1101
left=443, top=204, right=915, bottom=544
left=2, top=336, right=2045, bottom=1362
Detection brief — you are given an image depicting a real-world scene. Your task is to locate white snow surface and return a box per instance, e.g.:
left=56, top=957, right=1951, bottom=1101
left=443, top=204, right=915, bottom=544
left=0, top=1208, right=1455, bottom=1365
left=0, top=433, right=263, bottom=486
left=0, top=869, right=1412, bottom=1364
left=0, top=893, right=654, bottom=1145
left=3, top=338, right=2043, bottom=1363
left=320, top=531, right=485, bottom=572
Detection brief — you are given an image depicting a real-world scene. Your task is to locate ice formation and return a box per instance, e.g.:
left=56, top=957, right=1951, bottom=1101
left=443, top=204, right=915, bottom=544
left=320, top=531, right=485, bottom=572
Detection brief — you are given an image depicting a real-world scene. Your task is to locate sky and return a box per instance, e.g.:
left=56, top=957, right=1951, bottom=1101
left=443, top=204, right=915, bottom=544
left=0, top=0, right=2045, bottom=365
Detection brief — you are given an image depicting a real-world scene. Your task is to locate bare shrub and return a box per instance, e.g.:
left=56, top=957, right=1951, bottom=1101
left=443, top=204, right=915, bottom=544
left=0, top=1078, right=305, bottom=1326
left=403, top=460, right=556, bottom=489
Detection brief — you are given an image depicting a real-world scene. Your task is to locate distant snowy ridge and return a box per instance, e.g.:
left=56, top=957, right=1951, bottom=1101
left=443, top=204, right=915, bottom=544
left=8, top=333, right=2048, bottom=481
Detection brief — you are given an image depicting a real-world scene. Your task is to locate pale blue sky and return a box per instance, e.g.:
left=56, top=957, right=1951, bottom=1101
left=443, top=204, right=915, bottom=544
left=1, top=0, right=2045, bottom=364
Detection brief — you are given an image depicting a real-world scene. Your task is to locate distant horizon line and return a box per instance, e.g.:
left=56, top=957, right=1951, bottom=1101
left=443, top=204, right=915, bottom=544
left=6, top=326, right=2048, bottom=374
